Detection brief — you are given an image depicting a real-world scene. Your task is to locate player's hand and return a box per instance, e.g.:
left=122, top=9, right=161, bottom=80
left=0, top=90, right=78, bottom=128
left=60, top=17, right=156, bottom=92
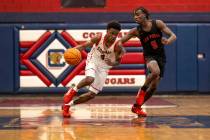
left=105, top=58, right=120, bottom=66
left=104, top=58, right=114, bottom=66
left=161, top=37, right=169, bottom=45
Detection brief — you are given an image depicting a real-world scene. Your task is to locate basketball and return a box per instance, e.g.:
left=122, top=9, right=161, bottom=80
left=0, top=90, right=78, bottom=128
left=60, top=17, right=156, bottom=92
left=64, top=48, right=82, bottom=65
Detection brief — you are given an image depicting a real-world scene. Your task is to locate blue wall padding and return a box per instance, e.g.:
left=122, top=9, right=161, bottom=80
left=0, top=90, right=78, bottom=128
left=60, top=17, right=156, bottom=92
left=14, top=27, right=20, bottom=92
left=176, top=25, right=198, bottom=91
left=112, top=64, right=145, bottom=70
left=158, top=25, right=177, bottom=91
left=198, top=25, right=210, bottom=92
left=0, top=23, right=210, bottom=93
left=0, top=26, right=15, bottom=92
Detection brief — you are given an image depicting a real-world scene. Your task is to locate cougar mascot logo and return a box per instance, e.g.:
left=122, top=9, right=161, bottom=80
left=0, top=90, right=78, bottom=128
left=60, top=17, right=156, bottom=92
left=49, top=52, right=62, bottom=64
left=48, top=49, right=65, bottom=67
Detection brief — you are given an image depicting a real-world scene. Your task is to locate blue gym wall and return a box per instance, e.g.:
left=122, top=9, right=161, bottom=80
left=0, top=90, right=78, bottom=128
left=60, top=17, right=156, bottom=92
left=0, top=23, right=209, bottom=93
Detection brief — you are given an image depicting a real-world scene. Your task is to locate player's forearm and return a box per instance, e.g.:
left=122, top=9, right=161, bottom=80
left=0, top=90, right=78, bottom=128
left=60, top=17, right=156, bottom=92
left=167, top=33, right=177, bottom=45
left=75, top=45, right=84, bottom=51
left=112, top=55, right=123, bottom=66
left=118, top=40, right=124, bottom=48
left=111, top=48, right=125, bottom=66
left=75, top=41, right=93, bottom=51
left=105, top=57, right=121, bottom=66
left=118, top=39, right=129, bottom=48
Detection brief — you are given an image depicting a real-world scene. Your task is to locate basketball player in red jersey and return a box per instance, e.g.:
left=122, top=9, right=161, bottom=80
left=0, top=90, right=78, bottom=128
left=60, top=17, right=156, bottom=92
left=118, top=7, right=176, bottom=117
left=62, top=21, right=125, bottom=118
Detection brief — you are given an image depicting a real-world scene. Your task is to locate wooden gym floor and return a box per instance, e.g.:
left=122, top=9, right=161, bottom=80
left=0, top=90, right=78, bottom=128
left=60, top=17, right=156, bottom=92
left=0, top=94, right=210, bottom=140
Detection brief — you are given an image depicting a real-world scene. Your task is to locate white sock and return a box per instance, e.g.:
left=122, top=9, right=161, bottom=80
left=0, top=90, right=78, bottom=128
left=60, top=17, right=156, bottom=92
left=65, top=100, right=74, bottom=106
left=73, top=86, right=78, bottom=92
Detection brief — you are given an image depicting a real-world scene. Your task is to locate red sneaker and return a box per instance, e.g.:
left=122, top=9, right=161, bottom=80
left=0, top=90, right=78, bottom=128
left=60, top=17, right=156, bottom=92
left=62, top=104, right=71, bottom=118
left=136, top=89, right=146, bottom=106
left=131, top=104, right=147, bottom=117
left=64, top=88, right=77, bottom=104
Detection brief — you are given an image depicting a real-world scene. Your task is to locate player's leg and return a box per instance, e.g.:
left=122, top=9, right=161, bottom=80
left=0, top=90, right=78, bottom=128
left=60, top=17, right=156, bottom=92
left=143, top=76, right=160, bottom=103
left=79, top=67, right=108, bottom=103
left=64, top=76, right=94, bottom=104
left=132, top=59, right=160, bottom=117
left=143, top=59, right=165, bottom=103
left=71, top=91, right=96, bottom=105
left=62, top=63, right=96, bottom=117
left=66, top=84, right=100, bottom=107
left=62, top=76, right=94, bottom=118
left=132, top=78, right=159, bottom=117
left=64, top=68, right=107, bottom=114
left=62, top=76, right=95, bottom=118
left=69, top=67, right=108, bottom=105
left=63, top=78, right=100, bottom=118
left=136, top=59, right=160, bottom=106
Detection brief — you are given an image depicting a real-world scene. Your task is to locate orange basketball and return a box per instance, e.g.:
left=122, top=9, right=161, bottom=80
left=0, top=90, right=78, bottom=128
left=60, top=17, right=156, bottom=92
left=64, top=48, right=82, bottom=65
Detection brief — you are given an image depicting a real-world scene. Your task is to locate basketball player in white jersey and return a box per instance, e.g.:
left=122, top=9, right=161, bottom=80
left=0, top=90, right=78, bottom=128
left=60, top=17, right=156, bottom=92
left=62, top=21, right=125, bottom=118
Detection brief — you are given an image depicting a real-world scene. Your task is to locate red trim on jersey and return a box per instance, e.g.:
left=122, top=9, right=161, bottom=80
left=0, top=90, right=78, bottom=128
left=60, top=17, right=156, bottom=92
left=90, top=85, right=100, bottom=91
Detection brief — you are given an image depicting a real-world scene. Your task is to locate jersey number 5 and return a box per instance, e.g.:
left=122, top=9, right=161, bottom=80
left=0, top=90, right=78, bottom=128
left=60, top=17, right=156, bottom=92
left=151, top=40, right=158, bottom=49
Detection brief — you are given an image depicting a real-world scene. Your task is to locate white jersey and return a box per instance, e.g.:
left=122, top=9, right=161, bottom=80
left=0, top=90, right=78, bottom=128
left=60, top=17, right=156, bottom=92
left=86, top=35, right=117, bottom=69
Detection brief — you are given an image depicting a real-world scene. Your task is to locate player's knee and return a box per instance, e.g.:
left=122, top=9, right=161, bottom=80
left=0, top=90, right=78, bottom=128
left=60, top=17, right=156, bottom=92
left=85, top=76, right=95, bottom=84
left=151, top=70, right=160, bottom=79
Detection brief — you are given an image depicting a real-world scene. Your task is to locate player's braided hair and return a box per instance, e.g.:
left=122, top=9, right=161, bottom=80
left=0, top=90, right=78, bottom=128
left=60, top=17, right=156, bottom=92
left=133, top=6, right=150, bottom=19
left=107, top=20, right=121, bottom=31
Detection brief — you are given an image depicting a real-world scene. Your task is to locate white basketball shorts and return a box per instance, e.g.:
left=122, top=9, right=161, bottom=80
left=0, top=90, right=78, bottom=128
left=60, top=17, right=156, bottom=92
left=85, top=62, right=109, bottom=94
